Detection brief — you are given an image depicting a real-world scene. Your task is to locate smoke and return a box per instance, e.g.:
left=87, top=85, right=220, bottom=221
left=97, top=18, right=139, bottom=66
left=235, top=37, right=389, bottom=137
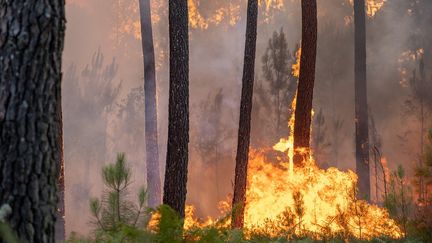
left=62, top=0, right=432, bottom=236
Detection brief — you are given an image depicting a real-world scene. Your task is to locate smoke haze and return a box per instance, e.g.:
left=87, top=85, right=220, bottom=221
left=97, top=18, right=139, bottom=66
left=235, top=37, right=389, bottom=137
left=63, top=0, right=432, bottom=236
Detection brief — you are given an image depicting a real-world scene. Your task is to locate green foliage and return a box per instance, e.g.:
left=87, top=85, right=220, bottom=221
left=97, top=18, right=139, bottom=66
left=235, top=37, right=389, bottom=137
left=154, top=205, right=183, bottom=243
left=76, top=153, right=151, bottom=242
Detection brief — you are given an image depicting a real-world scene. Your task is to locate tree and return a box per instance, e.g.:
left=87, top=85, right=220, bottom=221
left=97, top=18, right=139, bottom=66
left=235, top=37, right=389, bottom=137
left=293, top=0, right=318, bottom=166
left=193, top=89, right=233, bottom=200
left=139, top=0, right=162, bottom=208
left=261, top=29, right=296, bottom=137
left=0, top=0, right=66, bottom=241
left=63, top=51, right=121, bottom=212
left=232, top=0, right=258, bottom=229
left=369, top=110, right=385, bottom=202
left=89, top=154, right=148, bottom=235
left=354, top=0, right=371, bottom=200
left=163, top=0, right=189, bottom=218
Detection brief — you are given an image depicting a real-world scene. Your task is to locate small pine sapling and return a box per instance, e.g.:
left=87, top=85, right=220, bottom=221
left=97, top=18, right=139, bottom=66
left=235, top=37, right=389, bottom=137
left=89, top=153, right=151, bottom=240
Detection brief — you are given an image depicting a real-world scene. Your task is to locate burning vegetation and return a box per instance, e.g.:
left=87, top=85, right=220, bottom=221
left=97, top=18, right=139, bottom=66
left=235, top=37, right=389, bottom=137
left=3, top=0, right=432, bottom=242
left=183, top=73, right=402, bottom=240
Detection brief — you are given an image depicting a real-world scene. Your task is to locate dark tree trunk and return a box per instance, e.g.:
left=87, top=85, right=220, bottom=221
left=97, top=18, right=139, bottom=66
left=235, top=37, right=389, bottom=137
left=55, top=100, right=65, bottom=242
left=163, top=0, right=189, bottom=218
left=354, top=0, right=371, bottom=200
left=0, top=0, right=66, bottom=242
left=232, top=0, right=258, bottom=229
left=293, top=0, right=318, bottom=166
left=139, top=0, right=162, bottom=208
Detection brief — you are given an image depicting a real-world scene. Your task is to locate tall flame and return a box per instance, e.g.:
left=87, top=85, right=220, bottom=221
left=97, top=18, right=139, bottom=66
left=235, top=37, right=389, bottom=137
left=241, top=38, right=400, bottom=240
left=179, top=44, right=402, bottom=240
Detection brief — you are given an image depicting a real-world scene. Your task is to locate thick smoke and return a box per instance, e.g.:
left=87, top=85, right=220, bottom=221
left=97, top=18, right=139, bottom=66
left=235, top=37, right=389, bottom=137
left=63, top=0, right=432, bottom=236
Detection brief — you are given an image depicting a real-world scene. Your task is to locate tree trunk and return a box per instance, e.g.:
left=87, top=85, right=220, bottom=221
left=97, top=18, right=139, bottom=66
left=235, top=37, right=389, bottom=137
left=0, top=1, right=66, bottom=242
left=139, top=0, right=162, bottom=208
left=354, top=0, right=371, bottom=200
left=232, top=0, right=258, bottom=229
left=293, top=0, right=318, bottom=166
left=163, top=0, right=189, bottom=218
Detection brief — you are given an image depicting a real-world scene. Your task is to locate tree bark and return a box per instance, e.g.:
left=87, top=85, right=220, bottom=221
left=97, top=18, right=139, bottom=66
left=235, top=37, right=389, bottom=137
left=139, top=0, right=162, bottom=208
left=0, top=0, right=66, bottom=242
left=293, top=0, right=318, bottom=166
left=232, top=0, right=258, bottom=229
left=354, top=0, right=371, bottom=200
left=163, top=0, right=189, bottom=218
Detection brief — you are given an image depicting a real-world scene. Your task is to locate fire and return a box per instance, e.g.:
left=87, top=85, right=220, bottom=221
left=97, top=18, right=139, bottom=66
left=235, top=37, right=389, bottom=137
left=348, top=0, right=387, bottom=18
left=166, top=101, right=402, bottom=239
left=365, top=0, right=387, bottom=17
left=292, top=48, right=301, bottom=78
left=380, top=157, right=391, bottom=185
left=240, top=41, right=400, bottom=239
left=188, top=0, right=242, bottom=29
left=188, top=0, right=286, bottom=29
left=178, top=42, right=401, bottom=240
left=258, top=0, right=284, bottom=10
left=243, top=144, right=401, bottom=239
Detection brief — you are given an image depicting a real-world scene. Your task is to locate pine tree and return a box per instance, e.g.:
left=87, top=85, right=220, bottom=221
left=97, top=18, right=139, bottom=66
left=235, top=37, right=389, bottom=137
left=163, top=0, right=189, bottom=218
left=0, top=0, right=66, bottom=241
left=232, top=0, right=258, bottom=229
left=293, top=0, right=318, bottom=166
left=261, top=29, right=296, bottom=137
left=63, top=51, right=121, bottom=211
left=354, top=0, right=371, bottom=200
left=139, top=0, right=162, bottom=208
left=90, top=154, right=148, bottom=232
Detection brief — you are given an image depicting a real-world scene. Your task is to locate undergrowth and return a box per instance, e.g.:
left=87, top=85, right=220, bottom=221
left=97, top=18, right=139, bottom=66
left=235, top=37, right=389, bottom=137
left=65, top=154, right=427, bottom=243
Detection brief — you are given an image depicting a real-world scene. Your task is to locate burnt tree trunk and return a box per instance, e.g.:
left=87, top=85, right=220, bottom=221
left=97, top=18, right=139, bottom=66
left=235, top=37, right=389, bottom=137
left=232, top=0, right=258, bottom=229
left=163, top=0, right=189, bottom=218
left=139, top=0, right=162, bottom=208
left=293, top=0, right=317, bottom=166
left=354, top=0, right=371, bottom=200
left=0, top=1, right=66, bottom=242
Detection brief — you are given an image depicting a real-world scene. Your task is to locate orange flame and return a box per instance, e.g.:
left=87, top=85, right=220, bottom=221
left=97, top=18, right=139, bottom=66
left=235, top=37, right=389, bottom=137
left=292, top=47, right=301, bottom=78
left=348, top=0, right=387, bottom=18
left=180, top=45, right=402, bottom=240
left=365, top=0, right=387, bottom=17
left=188, top=0, right=241, bottom=29
left=240, top=46, right=401, bottom=239
left=188, top=0, right=286, bottom=29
